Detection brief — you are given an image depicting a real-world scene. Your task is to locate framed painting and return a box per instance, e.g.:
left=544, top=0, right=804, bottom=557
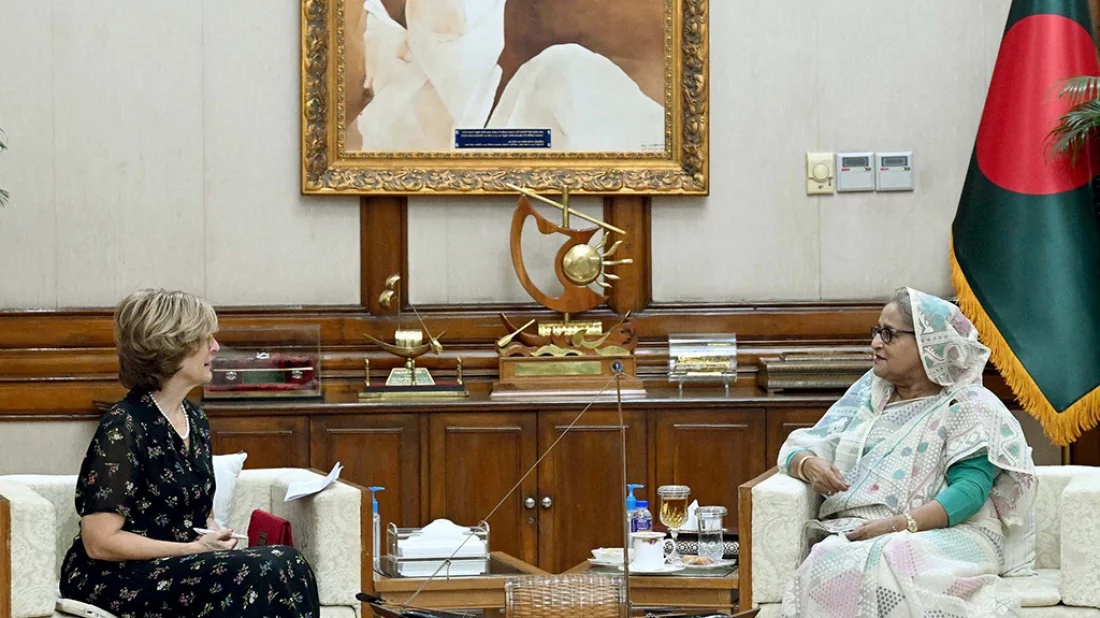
left=301, top=0, right=709, bottom=195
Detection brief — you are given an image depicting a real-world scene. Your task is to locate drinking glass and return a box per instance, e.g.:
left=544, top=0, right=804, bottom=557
left=657, top=485, right=691, bottom=563
left=695, top=506, right=727, bottom=562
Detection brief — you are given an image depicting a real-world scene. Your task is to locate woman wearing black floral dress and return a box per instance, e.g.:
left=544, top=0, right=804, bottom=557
left=60, top=289, right=321, bottom=618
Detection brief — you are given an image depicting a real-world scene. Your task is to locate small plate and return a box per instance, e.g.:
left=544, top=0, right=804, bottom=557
left=616, top=563, right=686, bottom=574
left=678, top=558, right=737, bottom=569
left=587, top=558, right=627, bottom=567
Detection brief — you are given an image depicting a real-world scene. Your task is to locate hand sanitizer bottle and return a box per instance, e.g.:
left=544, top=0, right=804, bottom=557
left=626, top=484, right=643, bottom=532
left=632, top=500, right=653, bottom=532
left=367, top=486, right=385, bottom=573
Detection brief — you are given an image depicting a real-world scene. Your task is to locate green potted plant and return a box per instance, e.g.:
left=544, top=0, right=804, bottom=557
left=1050, top=76, right=1100, bottom=164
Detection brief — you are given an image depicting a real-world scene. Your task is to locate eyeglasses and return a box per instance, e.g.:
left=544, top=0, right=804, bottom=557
left=871, top=326, right=915, bottom=344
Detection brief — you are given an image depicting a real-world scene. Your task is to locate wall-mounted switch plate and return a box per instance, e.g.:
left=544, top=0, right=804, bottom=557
left=806, top=152, right=835, bottom=195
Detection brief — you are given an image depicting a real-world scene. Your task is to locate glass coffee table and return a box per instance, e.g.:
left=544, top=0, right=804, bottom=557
left=369, top=552, right=548, bottom=617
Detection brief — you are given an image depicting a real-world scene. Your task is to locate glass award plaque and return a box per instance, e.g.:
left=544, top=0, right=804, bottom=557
left=668, top=334, right=737, bottom=395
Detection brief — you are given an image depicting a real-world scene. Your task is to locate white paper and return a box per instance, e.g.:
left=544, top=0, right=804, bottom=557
left=284, top=462, right=343, bottom=502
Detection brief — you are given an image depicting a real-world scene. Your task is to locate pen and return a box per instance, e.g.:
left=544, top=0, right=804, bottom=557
left=193, top=527, right=247, bottom=541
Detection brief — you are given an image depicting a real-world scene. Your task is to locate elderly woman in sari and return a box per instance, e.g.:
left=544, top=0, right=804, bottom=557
left=777, top=288, right=1036, bottom=617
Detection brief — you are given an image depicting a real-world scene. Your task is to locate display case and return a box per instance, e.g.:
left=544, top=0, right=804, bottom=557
left=668, top=334, right=737, bottom=395
left=203, top=326, right=321, bottom=400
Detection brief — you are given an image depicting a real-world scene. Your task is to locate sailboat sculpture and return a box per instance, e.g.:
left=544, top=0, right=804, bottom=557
left=362, top=330, right=445, bottom=372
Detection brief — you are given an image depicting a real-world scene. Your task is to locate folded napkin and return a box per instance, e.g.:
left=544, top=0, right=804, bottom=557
left=679, top=500, right=701, bottom=531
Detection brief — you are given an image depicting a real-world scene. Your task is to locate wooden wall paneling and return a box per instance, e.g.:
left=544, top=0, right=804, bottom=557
left=309, top=414, right=420, bottom=533
left=1091, top=0, right=1100, bottom=45
left=603, top=195, right=652, bottom=314
left=654, top=409, right=767, bottom=535
left=765, top=408, right=828, bottom=472
left=1070, top=426, right=1100, bottom=466
left=0, top=303, right=885, bottom=351
left=536, top=409, right=648, bottom=573
left=0, top=382, right=127, bottom=416
left=207, top=416, right=310, bottom=468
left=419, top=413, right=431, bottom=525
left=0, top=492, right=10, bottom=618
left=428, top=412, right=538, bottom=565
left=361, top=196, right=408, bottom=315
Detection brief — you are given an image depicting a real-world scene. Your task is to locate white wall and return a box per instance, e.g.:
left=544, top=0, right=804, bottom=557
left=409, top=0, right=1014, bottom=304
left=0, top=1, right=1013, bottom=309
left=0, top=1, right=360, bottom=309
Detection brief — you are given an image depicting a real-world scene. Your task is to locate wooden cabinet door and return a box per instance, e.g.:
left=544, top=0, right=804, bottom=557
left=654, top=409, right=766, bottom=536
left=428, top=412, right=538, bottom=565
left=207, top=416, right=309, bottom=469
left=537, top=409, right=648, bottom=573
left=766, top=408, right=827, bottom=471
left=310, top=414, right=420, bottom=535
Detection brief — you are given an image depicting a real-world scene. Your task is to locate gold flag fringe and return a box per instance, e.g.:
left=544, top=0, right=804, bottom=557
left=951, top=240, right=1100, bottom=446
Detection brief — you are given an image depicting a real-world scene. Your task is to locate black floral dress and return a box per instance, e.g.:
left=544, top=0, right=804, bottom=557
left=60, top=389, right=321, bottom=618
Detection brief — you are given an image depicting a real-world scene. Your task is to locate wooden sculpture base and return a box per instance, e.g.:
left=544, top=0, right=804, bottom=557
left=490, top=355, right=646, bottom=400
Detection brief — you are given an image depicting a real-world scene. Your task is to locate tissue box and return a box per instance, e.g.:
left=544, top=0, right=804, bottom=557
left=383, top=520, right=490, bottom=578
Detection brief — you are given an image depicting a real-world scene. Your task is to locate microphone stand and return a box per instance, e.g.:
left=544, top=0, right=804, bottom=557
left=615, top=368, right=633, bottom=608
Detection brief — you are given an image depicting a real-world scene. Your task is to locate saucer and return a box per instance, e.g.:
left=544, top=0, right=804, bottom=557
left=587, top=558, right=627, bottom=567
left=616, top=563, right=686, bottom=574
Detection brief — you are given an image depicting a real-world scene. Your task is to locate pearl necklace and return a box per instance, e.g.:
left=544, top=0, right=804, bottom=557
left=151, top=394, right=191, bottom=442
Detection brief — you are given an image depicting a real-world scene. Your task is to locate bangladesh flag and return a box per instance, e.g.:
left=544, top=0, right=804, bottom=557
left=952, top=0, right=1100, bottom=445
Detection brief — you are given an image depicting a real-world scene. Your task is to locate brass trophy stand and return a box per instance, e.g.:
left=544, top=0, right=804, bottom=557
left=491, top=185, right=645, bottom=399
left=360, top=275, right=468, bottom=400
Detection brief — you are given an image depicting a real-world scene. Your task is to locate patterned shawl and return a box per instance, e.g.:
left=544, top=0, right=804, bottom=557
left=778, top=289, right=1036, bottom=532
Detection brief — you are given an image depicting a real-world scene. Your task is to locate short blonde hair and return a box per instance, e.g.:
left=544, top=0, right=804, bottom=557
left=114, top=288, right=219, bottom=390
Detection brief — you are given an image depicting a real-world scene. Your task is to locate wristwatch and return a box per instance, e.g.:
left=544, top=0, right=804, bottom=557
left=903, top=512, right=918, bottom=533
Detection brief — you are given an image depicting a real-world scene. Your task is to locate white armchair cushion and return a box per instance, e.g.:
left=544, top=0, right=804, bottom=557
left=1034, top=467, right=1086, bottom=570
left=0, top=481, right=58, bottom=618
left=211, top=452, right=248, bottom=529
left=998, top=569, right=1062, bottom=607
left=1059, top=470, right=1100, bottom=608
left=1, top=475, right=80, bottom=578
left=751, top=473, right=820, bottom=605
left=270, top=470, right=362, bottom=607
left=228, top=468, right=285, bottom=536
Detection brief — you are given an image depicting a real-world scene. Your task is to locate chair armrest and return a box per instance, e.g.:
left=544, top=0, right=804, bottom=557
left=751, top=472, right=819, bottom=605
left=1059, top=471, right=1100, bottom=608
left=269, top=470, right=363, bottom=608
left=0, top=481, right=58, bottom=618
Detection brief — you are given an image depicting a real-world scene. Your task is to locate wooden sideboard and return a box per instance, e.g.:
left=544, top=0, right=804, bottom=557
left=201, top=387, right=838, bottom=573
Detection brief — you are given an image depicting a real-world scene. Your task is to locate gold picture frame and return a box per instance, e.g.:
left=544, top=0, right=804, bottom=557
left=301, top=0, right=709, bottom=195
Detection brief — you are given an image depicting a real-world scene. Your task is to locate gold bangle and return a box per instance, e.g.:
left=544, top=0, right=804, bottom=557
left=904, top=512, right=918, bottom=533
left=795, top=454, right=814, bottom=481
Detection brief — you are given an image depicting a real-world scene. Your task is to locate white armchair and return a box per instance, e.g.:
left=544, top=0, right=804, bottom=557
left=0, top=468, right=369, bottom=618
left=739, top=465, right=1100, bottom=618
